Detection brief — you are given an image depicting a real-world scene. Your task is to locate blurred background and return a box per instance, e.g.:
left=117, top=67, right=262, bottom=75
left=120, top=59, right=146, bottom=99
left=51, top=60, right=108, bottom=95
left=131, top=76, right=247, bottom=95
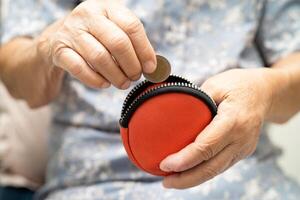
left=269, top=113, right=300, bottom=184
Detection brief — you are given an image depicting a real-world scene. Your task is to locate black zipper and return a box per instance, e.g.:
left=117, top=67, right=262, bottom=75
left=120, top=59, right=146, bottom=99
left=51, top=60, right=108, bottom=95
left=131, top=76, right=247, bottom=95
left=120, top=75, right=217, bottom=128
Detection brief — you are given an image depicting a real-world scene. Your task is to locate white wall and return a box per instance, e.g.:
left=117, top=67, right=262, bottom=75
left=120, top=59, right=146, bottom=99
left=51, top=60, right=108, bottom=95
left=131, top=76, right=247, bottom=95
left=269, top=113, right=300, bottom=184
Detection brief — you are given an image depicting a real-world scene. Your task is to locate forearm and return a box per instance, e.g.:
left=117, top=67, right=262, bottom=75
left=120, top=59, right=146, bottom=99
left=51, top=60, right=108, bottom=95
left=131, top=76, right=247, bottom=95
left=266, top=52, right=300, bottom=123
left=0, top=37, right=64, bottom=108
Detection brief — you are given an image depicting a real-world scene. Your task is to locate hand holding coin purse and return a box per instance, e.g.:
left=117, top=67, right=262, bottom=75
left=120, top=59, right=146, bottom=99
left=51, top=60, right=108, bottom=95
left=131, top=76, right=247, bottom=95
left=119, top=75, right=217, bottom=176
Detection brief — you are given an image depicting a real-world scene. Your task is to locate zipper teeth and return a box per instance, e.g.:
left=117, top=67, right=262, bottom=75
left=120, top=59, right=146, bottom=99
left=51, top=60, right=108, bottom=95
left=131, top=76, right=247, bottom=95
left=121, top=74, right=190, bottom=115
left=121, top=79, right=148, bottom=115
left=120, top=80, right=216, bottom=123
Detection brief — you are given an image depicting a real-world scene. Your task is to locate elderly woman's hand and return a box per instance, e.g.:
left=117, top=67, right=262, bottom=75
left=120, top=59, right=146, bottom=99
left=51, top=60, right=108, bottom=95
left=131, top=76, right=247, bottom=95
left=37, top=0, right=156, bottom=89
left=159, top=68, right=281, bottom=189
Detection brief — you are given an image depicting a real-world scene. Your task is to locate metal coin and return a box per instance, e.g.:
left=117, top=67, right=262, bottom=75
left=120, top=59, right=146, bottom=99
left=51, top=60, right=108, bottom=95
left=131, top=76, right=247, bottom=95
left=143, top=55, right=171, bottom=83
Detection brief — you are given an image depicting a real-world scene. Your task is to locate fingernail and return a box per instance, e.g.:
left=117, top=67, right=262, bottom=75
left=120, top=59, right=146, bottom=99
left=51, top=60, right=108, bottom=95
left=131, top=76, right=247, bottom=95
left=160, top=162, right=172, bottom=172
left=143, top=60, right=156, bottom=74
left=101, top=82, right=111, bottom=88
left=121, top=80, right=131, bottom=90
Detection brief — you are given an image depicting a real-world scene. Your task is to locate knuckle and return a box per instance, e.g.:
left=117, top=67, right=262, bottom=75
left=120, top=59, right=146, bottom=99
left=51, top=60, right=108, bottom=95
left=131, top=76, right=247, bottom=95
left=68, top=63, right=83, bottom=76
left=52, top=46, right=67, bottom=65
left=51, top=34, right=70, bottom=55
left=89, top=80, right=106, bottom=89
left=231, top=152, right=242, bottom=164
left=128, top=72, right=141, bottom=81
left=72, top=4, right=90, bottom=18
left=52, top=39, right=63, bottom=54
left=202, top=79, right=218, bottom=91
left=92, top=49, right=109, bottom=64
left=203, top=166, right=219, bottom=178
left=193, top=142, right=214, bottom=161
left=125, top=18, right=143, bottom=35
left=110, top=34, right=130, bottom=53
left=36, top=35, right=49, bottom=55
left=86, top=76, right=108, bottom=88
left=71, top=29, right=88, bottom=44
left=115, top=78, right=129, bottom=89
left=139, top=46, right=154, bottom=61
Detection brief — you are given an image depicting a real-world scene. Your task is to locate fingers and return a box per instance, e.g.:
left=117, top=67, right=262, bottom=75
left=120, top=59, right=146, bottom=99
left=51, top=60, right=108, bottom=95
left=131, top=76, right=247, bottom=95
left=72, top=32, right=131, bottom=89
left=89, top=16, right=143, bottom=82
left=160, top=113, right=234, bottom=172
left=53, top=47, right=110, bottom=88
left=106, top=4, right=156, bottom=73
left=162, top=144, right=241, bottom=189
left=50, top=1, right=156, bottom=89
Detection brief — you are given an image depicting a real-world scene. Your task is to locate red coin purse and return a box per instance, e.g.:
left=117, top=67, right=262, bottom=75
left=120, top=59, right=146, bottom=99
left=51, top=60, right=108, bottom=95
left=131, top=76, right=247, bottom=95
left=119, top=75, right=217, bottom=176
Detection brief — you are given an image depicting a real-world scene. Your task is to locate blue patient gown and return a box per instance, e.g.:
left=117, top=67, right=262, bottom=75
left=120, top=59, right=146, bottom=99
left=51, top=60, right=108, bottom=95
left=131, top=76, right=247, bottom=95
left=2, top=0, right=300, bottom=199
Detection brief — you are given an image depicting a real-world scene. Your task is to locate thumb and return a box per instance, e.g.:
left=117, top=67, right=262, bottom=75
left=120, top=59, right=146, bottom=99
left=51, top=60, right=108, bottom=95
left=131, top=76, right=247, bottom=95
left=160, top=112, right=234, bottom=172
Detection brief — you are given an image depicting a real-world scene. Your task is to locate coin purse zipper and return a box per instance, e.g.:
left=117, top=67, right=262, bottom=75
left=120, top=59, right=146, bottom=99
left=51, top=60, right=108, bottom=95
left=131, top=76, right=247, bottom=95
left=119, top=75, right=217, bottom=176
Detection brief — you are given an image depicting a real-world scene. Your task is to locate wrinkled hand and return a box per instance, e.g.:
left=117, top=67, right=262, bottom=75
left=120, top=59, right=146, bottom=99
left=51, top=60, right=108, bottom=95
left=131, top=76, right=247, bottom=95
left=160, top=68, right=276, bottom=189
left=36, top=0, right=156, bottom=89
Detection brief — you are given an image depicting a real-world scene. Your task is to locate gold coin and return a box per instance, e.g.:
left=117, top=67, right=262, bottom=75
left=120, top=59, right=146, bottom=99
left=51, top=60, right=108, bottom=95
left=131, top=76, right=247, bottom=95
left=143, top=55, right=171, bottom=83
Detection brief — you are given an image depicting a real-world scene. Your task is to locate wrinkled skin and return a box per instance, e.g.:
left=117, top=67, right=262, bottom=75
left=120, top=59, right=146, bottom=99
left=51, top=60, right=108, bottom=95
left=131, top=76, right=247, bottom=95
left=37, top=0, right=156, bottom=90
left=160, top=68, right=278, bottom=189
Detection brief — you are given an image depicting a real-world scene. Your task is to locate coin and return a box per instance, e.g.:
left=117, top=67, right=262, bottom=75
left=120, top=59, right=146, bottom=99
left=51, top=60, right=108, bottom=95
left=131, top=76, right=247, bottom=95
left=143, top=55, right=171, bottom=83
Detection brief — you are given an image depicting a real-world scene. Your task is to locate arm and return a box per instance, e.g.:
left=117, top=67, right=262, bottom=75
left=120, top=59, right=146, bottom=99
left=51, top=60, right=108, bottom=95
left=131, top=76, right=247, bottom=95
left=0, top=0, right=156, bottom=108
left=266, top=53, right=300, bottom=123
left=0, top=36, right=64, bottom=108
